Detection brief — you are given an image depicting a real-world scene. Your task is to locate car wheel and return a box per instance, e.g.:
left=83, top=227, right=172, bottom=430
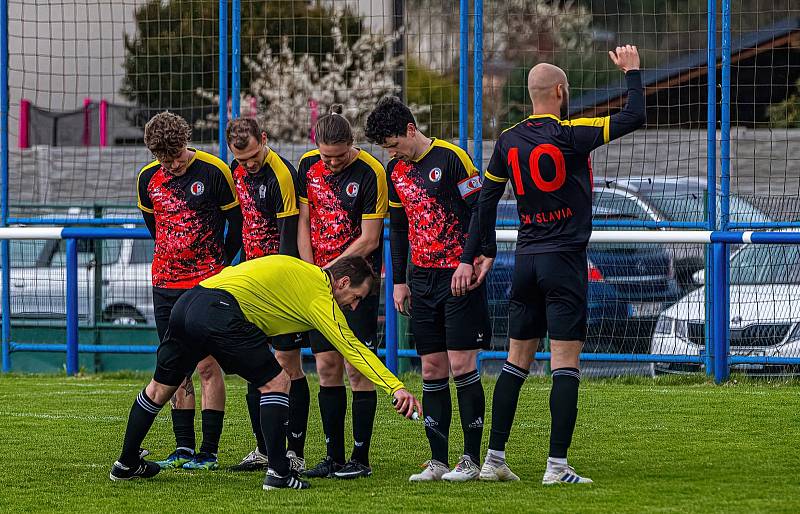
left=103, top=306, right=146, bottom=325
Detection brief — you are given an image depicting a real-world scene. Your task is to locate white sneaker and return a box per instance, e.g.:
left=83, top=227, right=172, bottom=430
left=287, top=450, right=305, bottom=473
left=479, top=459, right=520, bottom=481
left=409, top=459, right=449, bottom=482
left=542, top=465, right=593, bottom=485
left=228, top=448, right=268, bottom=472
left=442, top=455, right=480, bottom=482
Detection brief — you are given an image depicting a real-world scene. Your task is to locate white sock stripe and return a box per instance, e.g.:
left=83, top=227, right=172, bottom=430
left=502, top=364, right=529, bottom=379
left=552, top=369, right=581, bottom=380
left=136, top=392, right=161, bottom=414
left=422, top=382, right=449, bottom=392
left=454, top=372, right=481, bottom=388
left=260, top=399, right=290, bottom=407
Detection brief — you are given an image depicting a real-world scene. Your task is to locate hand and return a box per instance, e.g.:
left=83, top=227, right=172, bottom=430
left=393, top=388, right=423, bottom=419
left=393, top=283, right=412, bottom=316
left=451, top=262, right=474, bottom=297
left=471, top=255, right=495, bottom=289
left=609, top=44, right=640, bottom=73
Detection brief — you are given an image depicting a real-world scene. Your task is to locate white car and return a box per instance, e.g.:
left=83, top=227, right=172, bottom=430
left=5, top=235, right=155, bottom=325
left=651, top=242, right=800, bottom=374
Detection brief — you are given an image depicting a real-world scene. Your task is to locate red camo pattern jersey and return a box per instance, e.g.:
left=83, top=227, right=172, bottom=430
left=298, top=149, right=387, bottom=268
left=388, top=139, right=480, bottom=269
left=232, top=149, right=299, bottom=260
left=137, top=150, right=239, bottom=288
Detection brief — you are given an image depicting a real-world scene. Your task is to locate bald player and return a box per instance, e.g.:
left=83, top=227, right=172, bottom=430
left=477, top=46, right=645, bottom=484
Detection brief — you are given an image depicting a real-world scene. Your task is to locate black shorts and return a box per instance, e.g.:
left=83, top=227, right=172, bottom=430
left=309, top=293, right=379, bottom=355
left=409, top=267, right=491, bottom=356
left=154, top=286, right=283, bottom=388
left=509, top=250, right=588, bottom=342
left=271, top=332, right=308, bottom=352
left=152, top=286, right=190, bottom=342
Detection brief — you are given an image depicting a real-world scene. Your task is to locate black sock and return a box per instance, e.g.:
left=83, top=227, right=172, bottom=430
left=318, top=385, right=347, bottom=464
left=549, top=367, right=581, bottom=459
left=287, top=377, right=310, bottom=458
left=260, top=392, right=290, bottom=476
left=454, top=370, right=484, bottom=463
left=119, top=389, right=164, bottom=466
left=488, top=361, right=529, bottom=451
left=350, top=390, right=377, bottom=466
left=199, top=409, right=224, bottom=455
left=422, top=377, right=451, bottom=466
left=246, top=383, right=267, bottom=454
left=171, top=408, right=196, bottom=451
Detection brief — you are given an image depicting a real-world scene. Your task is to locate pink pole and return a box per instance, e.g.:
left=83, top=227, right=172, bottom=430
left=18, top=99, right=30, bottom=148
left=99, top=100, right=108, bottom=147
left=82, top=98, right=92, bottom=146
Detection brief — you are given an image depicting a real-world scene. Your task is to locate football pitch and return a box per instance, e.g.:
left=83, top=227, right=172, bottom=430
left=2, top=373, right=799, bottom=513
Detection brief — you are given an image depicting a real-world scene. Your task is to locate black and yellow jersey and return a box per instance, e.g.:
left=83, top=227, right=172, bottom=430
left=200, top=255, right=404, bottom=395
left=479, top=70, right=646, bottom=256
left=298, top=149, right=387, bottom=270
left=231, top=148, right=299, bottom=260
left=137, top=149, right=239, bottom=288
left=387, top=138, right=481, bottom=270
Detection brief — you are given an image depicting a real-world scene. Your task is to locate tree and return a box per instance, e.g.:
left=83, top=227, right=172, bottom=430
left=121, top=0, right=362, bottom=123
left=768, top=78, right=800, bottom=128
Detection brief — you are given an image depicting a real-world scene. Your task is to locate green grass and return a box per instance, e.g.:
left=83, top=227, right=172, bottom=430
left=2, top=373, right=800, bottom=513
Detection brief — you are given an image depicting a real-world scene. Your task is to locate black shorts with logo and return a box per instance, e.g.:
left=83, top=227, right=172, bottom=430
left=154, top=286, right=283, bottom=388
left=309, top=293, right=379, bottom=355
left=271, top=332, right=308, bottom=351
left=409, top=266, right=491, bottom=356
left=509, top=250, right=588, bottom=342
left=152, top=286, right=191, bottom=342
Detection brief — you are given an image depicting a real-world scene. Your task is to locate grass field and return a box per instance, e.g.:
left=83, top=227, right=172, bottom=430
left=2, top=373, right=800, bottom=513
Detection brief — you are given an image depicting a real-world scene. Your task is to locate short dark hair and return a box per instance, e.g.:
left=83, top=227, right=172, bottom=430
left=143, top=111, right=191, bottom=160
left=226, top=118, right=262, bottom=150
left=315, top=104, right=353, bottom=146
left=364, top=96, right=416, bottom=145
left=327, top=255, right=378, bottom=295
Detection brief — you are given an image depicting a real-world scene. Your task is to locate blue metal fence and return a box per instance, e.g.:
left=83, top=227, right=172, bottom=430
left=0, top=0, right=793, bottom=384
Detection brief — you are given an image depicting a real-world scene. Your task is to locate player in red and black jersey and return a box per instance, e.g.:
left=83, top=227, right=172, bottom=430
left=223, top=118, right=309, bottom=474
left=365, top=96, right=492, bottom=482
left=136, top=112, right=242, bottom=471
left=477, top=46, right=646, bottom=484
left=297, top=106, right=387, bottom=480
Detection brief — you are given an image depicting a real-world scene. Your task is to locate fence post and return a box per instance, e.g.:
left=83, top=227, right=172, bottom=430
left=231, top=0, right=240, bottom=119
left=65, top=238, right=79, bottom=376
left=1, top=0, right=10, bottom=373
left=473, top=0, right=483, bottom=170
left=458, top=0, right=468, bottom=150
left=713, top=0, right=732, bottom=384
left=384, top=231, right=398, bottom=374
left=218, top=0, right=228, bottom=163
left=703, top=0, right=717, bottom=376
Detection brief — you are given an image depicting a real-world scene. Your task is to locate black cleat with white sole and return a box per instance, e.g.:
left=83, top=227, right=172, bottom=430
left=333, top=460, right=372, bottom=479
left=109, top=459, right=161, bottom=481
left=263, top=469, right=310, bottom=491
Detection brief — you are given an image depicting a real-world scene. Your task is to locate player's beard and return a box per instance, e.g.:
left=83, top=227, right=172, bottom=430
left=560, top=93, right=569, bottom=119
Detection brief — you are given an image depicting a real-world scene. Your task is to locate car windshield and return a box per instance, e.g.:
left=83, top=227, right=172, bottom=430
left=643, top=190, right=770, bottom=224
left=730, top=244, right=800, bottom=285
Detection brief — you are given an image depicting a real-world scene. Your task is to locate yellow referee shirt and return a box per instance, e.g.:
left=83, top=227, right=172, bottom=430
left=200, top=255, right=404, bottom=395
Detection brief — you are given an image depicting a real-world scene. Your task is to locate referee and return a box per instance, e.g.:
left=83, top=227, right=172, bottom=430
left=477, top=45, right=645, bottom=484
left=224, top=118, right=309, bottom=474
left=109, top=255, right=422, bottom=491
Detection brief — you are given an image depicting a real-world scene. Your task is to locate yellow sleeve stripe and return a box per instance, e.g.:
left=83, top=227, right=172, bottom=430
left=195, top=150, right=240, bottom=210
left=136, top=160, right=160, bottom=209
left=299, top=196, right=309, bottom=205
left=358, top=150, right=388, bottom=216
left=434, top=140, right=479, bottom=178
left=389, top=200, right=403, bottom=208
left=484, top=171, right=508, bottom=183
left=267, top=152, right=299, bottom=217
left=362, top=213, right=388, bottom=220
left=300, top=149, right=320, bottom=163
left=137, top=203, right=154, bottom=214
left=276, top=209, right=299, bottom=219
left=560, top=116, right=611, bottom=144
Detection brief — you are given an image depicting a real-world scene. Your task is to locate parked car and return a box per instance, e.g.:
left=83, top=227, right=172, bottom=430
left=487, top=203, right=680, bottom=353
left=5, top=234, right=155, bottom=325
left=593, top=176, right=771, bottom=293
left=651, top=241, right=800, bottom=374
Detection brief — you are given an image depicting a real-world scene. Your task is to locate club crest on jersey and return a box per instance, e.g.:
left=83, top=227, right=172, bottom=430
left=457, top=175, right=482, bottom=198
left=190, top=181, right=205, bottom=196
left=428, top=167, right=442, bottom=182
left=259, top=184, right=267, bottom=199
left=346, top=182, right=359, bottom=197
